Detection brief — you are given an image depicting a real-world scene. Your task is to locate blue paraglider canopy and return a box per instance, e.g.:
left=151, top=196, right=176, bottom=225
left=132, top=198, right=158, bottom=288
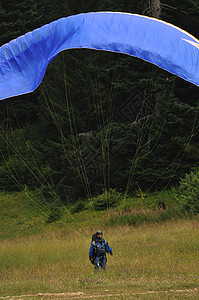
left=0, top=12, right=199, bottom=100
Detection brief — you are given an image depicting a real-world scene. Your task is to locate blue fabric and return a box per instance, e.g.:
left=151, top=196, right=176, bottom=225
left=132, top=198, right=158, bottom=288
left=89, top=238, right=112, bottom=270
left=89, top=238, right=112, bottom=257
left=94, top=255, right=107, bottom=270
left=0, top=12, right=199, bottom=100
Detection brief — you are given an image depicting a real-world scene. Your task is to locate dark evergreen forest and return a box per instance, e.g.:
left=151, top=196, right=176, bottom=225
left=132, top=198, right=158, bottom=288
left=0, top=0, right=199, bottom=202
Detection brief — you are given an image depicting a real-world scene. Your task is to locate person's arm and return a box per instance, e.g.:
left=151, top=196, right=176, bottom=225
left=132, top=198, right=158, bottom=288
left=105, top=242, right=113, bottom=255
left=89, top=243, right=94, bottom=259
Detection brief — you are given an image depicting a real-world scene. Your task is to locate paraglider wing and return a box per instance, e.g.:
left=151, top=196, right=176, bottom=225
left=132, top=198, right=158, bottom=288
left=0, top=12, right=199, bottom=100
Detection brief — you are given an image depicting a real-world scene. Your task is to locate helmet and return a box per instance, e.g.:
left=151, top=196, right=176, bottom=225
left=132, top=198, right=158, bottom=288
left=96, top=230, right=103, bottom=236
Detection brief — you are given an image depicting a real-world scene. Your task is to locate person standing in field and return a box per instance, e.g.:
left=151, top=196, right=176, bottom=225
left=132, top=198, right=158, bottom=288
left=89, top=230, right=113, bottom=270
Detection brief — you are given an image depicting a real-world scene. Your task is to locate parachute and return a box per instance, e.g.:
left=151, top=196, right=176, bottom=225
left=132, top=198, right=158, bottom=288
left=0, top=12, right=199, bottom=100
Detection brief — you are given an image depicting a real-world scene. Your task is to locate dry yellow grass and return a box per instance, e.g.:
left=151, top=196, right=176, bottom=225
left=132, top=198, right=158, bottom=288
left=0, top=216, right=199, bottom=298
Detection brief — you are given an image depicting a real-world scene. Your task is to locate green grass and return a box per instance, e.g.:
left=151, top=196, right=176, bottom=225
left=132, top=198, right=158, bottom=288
left=0, top=190, right=108, bottom=239
left=0, top=190, right=47, bottom=239
left=0, top=191, right=199, bottom=298
left=0, top=189, right=179, bottom=239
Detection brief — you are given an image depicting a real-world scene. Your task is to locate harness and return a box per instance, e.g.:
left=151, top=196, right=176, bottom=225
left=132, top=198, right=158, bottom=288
left=90, top=234, right=108, bottom=264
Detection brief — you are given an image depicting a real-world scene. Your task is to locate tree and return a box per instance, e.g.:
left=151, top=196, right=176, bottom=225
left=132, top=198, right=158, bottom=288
left=0, top=0, right=199, bottom=199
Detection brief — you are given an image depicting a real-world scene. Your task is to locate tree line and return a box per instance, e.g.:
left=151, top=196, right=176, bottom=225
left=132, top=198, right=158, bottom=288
left=0, top=0, right=198, bottom=202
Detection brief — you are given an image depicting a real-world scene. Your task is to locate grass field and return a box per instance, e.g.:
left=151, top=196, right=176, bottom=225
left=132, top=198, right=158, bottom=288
left=0, top=215, right=199, bottom=299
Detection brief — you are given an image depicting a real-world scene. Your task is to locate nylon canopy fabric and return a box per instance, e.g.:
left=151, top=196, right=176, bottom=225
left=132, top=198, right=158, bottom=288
left=0, top=12, right=199, bottom=100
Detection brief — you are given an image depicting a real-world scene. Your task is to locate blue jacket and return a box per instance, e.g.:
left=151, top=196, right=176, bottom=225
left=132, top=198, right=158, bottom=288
left=89, top=238, right=112, bottom=257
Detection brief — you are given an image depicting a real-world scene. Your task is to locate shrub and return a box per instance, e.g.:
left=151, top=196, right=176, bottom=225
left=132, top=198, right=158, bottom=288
left=176, top=168, right=199, bottom=215
left=46, top=204, right=62, bottom=223
left=70, top=201, right=85, bottom=214
left=107, top=206, right=179, bottom=226
left=90, top=188, right=123, bottom=211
